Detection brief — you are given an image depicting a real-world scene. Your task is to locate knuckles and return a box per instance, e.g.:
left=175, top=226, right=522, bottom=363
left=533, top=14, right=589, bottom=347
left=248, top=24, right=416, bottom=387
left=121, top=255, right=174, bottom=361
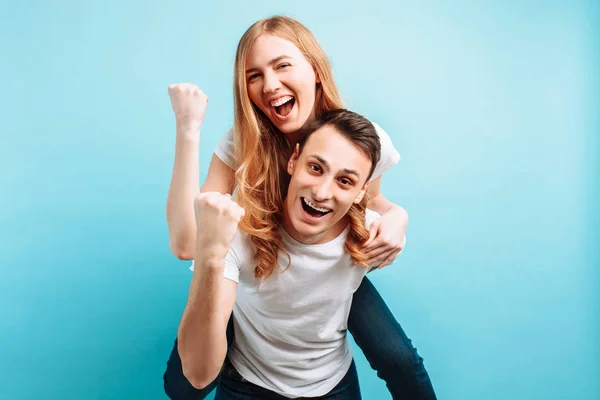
left=168, top=83, right=207, bottom=101
left=194, top=193, right=244, bottom=220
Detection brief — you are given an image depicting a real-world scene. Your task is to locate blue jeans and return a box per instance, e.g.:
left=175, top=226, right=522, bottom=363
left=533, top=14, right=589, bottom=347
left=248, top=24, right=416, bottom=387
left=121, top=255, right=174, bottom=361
left=215, top=357, right=361, bottom=400
left=163, top=276, right=436, bottom=400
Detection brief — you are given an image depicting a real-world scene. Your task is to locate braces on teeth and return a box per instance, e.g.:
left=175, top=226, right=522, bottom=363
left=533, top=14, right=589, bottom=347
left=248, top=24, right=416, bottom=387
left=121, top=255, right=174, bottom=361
left=303, top=198, right=329, bottom=213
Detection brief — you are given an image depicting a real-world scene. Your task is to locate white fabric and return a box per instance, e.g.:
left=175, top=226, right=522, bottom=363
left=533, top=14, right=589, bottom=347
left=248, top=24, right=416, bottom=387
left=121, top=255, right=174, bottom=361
left=214, top=122, right=400, bottom=180
left=190, top=210, right=382, bottom=397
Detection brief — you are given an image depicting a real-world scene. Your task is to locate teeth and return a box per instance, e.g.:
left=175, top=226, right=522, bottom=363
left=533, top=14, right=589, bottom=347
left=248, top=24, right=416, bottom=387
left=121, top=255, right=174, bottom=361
left=303, top=198, right=330, bottom=213
left=271, top=96, right=293, bottom=107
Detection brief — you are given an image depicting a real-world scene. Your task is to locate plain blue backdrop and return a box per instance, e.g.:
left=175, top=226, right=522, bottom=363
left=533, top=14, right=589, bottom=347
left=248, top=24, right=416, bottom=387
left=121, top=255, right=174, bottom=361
left=1, top=1, right=598, bottom=399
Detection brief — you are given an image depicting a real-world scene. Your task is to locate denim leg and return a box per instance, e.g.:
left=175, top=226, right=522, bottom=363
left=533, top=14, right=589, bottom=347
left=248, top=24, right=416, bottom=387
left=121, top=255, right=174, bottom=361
left=216, top=358, right=361, bottom=400
left=308, top=359, right=362, bottom=400
left=163, top=316, right=235, bottom=400
left=348, top=277, right=437, bottom=400
left=215, top=357, right=285, bottom=400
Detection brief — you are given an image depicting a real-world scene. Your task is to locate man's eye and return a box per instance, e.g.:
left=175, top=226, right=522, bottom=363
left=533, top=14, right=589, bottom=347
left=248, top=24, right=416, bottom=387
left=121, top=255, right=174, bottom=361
left=309, top=164, right=321, bottom=172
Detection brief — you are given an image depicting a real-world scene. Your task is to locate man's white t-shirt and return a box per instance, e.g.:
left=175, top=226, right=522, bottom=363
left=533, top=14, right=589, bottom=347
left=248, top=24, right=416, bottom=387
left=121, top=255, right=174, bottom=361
left=213, top=122, right=400, bottom=181
left=222, top=210, right=381, bottom=398
left=189, top=123, right=401, bottom=396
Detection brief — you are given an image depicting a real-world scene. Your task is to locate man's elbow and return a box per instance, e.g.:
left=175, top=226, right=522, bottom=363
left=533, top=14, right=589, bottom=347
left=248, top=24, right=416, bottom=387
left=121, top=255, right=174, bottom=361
left=181, top=362, right=220, bottom=390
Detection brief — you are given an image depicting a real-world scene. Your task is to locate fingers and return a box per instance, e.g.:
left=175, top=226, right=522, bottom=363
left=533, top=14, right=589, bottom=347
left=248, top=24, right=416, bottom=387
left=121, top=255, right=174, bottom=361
left=376, top=249, right=401, bottom=269
left=194, top=192, right=244, bottom=222
left=363, top=241, right=390, bottom=260
left=365, top=247, right=393, bottom=265
left=363, top=221, right=380, bottom=247
left=364, top=248, right=395, bottom=268
left=168, top=82, right=202, bottom=94
left=168, top=83, right=208, bottom=126
left=229, top=201, right=245, bottom=223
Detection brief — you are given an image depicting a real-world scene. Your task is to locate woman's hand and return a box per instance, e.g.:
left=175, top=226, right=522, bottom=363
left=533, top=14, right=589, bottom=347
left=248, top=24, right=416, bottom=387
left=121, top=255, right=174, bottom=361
left=364, top=206, right=408, bottom=268
left=168, top=83, right=208, bottom=137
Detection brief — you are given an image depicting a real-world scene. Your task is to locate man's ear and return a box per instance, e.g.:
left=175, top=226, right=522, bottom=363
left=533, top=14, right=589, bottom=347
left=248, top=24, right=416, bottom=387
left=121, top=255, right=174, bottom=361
left=353, top=182, right=369, bottom=204
left=287, top=144, right=300, bottom=175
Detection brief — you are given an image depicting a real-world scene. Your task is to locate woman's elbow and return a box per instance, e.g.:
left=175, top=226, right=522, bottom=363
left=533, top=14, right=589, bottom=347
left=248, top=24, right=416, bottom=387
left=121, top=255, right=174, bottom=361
left=169, top=239, right=194, bottom=260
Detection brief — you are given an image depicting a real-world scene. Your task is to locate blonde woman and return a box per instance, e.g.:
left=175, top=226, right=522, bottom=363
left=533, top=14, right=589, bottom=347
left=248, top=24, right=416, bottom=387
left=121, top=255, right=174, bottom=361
left=164, top=16, right=436, bottom=400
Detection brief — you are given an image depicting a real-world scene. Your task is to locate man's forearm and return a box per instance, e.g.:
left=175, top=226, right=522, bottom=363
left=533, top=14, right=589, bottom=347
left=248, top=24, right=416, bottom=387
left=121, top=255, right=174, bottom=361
left=177, top=257, right=230, bottom=389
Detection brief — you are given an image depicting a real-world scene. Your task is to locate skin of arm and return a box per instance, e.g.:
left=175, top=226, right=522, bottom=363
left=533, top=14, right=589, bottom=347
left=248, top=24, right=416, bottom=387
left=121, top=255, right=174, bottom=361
left=166, top=83, right=236, bottom=260
left=177, top=258, right=237, bottom=389
left=366, top=176, right=409, bottom=223
left=167, top=145, right=235, bottom=260
left=176, top=192, right=241, bottom=389
left=364, top=175, right=410, bottom=267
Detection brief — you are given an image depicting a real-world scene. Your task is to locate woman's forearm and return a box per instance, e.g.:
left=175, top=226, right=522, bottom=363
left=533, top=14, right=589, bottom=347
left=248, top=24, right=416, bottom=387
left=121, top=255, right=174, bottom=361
left=167, top=123, right=201, bottom=260
left=368, top=192, right=406, bottom=218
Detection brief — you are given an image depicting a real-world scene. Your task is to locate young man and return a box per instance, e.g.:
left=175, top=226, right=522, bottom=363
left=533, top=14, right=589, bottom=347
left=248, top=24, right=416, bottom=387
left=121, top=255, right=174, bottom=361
left=165, top=109, right=401, bottom=399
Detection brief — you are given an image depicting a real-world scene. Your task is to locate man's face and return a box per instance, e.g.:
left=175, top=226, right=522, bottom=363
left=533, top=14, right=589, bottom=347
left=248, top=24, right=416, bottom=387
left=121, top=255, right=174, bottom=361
left=283, top=125, right=372, bottom=245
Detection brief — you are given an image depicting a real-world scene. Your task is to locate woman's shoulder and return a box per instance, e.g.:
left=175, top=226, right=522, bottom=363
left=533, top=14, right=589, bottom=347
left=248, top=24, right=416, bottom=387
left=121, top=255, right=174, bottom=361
left=365, top=120, right=401, bottom=179
left=370, top=121, right=390, bottom=139
left=369, top=121, right=397, bottom=151
left=214, top=126, right=236, bottom=168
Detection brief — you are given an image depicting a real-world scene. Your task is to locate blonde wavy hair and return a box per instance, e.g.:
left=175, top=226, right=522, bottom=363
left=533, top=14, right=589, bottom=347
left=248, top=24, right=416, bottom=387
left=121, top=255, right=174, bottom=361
left=232, top=16, right=374, bottom=278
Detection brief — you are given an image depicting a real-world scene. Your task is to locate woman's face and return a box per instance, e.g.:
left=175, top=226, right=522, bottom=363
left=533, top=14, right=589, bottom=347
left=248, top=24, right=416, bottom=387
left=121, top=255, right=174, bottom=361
left=245, top=34, right=319, bottom=134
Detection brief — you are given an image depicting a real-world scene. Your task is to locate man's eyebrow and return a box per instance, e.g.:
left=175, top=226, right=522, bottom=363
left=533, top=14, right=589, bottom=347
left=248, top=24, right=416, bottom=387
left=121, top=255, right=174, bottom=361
left=245, top=55, right=291, bottom=74
left=310, top=154, right=360, bottom=179
left=341, top=168, right=360, bottom=178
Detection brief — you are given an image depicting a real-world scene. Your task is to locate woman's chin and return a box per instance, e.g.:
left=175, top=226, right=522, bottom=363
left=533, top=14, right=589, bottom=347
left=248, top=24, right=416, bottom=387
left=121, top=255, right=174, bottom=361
left=273, top=119, right=302, bottom=134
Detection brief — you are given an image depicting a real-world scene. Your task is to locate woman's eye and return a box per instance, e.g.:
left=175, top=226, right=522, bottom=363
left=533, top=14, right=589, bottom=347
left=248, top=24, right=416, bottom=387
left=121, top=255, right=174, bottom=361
left=248, top=73, right=260, bottom=81
left=277, top=63, right=290, bottom=70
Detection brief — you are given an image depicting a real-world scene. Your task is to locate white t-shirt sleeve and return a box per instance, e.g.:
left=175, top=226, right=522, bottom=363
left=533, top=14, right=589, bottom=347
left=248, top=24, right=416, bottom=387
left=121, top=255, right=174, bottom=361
left=188, top=257, right=239, bottom=282
left=214, top=127, right=236, bottom=169
left=370, top=122, right=401, bottom=181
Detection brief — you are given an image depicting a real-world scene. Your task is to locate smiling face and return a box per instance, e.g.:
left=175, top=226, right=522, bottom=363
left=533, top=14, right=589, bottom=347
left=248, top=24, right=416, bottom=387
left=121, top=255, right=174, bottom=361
left=282, top=125, right=373, bottom=245
left=245, top=34, right=320, bottom=135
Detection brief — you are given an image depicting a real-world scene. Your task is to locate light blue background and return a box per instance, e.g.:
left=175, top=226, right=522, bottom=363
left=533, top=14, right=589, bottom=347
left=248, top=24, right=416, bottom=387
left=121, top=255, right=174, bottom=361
left=1, top=1, right=598, bottom=399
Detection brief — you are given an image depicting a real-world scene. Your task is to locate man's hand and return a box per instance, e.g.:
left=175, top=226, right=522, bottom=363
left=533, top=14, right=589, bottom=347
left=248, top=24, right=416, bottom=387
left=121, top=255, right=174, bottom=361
left=193, top=192, right=245, bottom=263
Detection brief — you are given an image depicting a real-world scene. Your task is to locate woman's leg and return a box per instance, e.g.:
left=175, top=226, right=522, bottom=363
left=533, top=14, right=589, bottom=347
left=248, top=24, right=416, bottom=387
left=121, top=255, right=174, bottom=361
left=214, top=357, right=285, bottom=400
left=311, top=359, right=362, bottom=400
left=163, top=316, right=235, bottom=400
left=348, top=277, right=437, bottom=400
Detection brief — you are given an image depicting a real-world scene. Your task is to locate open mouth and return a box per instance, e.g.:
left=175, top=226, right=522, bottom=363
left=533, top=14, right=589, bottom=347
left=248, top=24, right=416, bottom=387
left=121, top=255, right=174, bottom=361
left=271, top=96, right=295, bottom=117
left=301, top=197, right=331, bottom=218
